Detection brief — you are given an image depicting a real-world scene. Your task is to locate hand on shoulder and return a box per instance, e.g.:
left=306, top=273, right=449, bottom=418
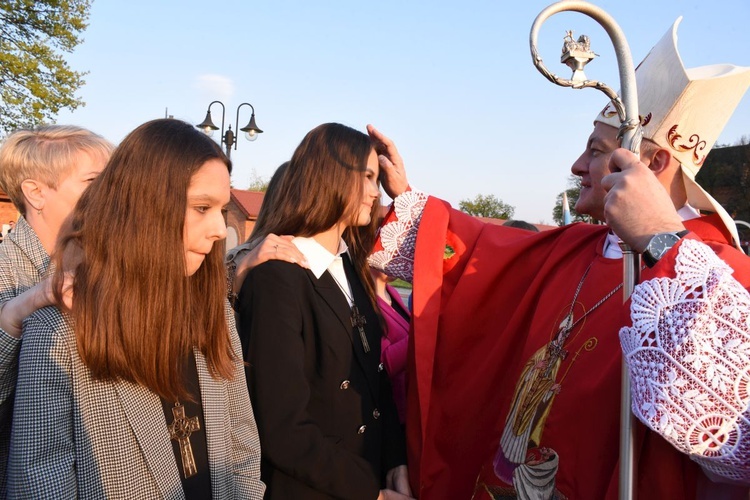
left=233, top=234, right=309, bottom=292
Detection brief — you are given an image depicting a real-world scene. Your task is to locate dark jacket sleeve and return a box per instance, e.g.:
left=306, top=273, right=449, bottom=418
left=237, top=261, right=381, bottom=499
left=378, top=367, right=407, bottom=473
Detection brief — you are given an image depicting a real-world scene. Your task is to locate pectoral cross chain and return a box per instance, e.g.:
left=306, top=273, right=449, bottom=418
left=351, top=305, right=370, bottom=353
left=168, top=402, right=200, bottom=478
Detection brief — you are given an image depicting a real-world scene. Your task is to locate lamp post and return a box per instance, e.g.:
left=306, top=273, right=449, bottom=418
left=196, top=100, right=263, bottom=159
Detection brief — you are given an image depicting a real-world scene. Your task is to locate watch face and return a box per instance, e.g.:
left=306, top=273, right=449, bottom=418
left=649, top=233, right=681, bottom=260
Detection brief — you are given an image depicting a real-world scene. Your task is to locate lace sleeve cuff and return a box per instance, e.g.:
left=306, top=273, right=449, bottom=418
left=368, top=190, right=428, bottom=283
left=619, top=239, right=750, bottom=483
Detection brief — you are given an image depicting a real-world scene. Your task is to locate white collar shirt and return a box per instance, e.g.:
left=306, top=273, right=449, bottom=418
left=292, top=236, right=354, bottom=306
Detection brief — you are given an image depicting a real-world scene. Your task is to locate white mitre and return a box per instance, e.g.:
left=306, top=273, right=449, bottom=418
left=596, top=18, right=750, bottom=248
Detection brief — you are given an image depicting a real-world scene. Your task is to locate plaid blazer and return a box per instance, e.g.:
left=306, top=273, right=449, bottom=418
left=8, top=302, right=265, bottom=499
left=0, top=217, right=51, bottom=498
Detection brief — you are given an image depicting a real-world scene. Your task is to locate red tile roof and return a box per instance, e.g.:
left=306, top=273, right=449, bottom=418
left=475, top=216, right=556, bottom=231
left=231, top=189, right=265, bottom=219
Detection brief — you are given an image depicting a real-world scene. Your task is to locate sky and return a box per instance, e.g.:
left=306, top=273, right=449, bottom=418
left=53, top=0, right=750, bottom=225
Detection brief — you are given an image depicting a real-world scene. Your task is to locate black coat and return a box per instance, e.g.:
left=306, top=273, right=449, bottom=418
left=237, top=257, right=405, bottom=500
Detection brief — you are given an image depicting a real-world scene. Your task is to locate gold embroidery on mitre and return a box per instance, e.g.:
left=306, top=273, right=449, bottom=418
left=600, top=103, right=617, bottom=119
left=667, top=124, right=707, bottom=166
left=599, top=104, right=651, bottom=127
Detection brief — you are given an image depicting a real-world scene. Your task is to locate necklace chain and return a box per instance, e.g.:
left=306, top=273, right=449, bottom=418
left=328, top=264, right=371, bottom=353
left=557, top=262, right=623, bottom=343
left=543, top=262, right=623, bottom=377
left=329, top=269, right=354, bottom=304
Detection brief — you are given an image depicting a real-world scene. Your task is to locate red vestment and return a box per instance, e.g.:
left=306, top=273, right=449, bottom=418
left=373, top=195, right=750, bottom=499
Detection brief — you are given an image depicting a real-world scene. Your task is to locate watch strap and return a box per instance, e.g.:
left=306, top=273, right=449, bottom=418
left=643, top=229, right=689, bottom=268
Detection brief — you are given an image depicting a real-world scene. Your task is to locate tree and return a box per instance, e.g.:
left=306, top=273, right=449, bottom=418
left=458, top=193, right=514, bottom=219
left=0, top=0, right=91, bottom=133
left=246, top=169, right=269, bottom=191
left=552, top=174, right=590, bottom=225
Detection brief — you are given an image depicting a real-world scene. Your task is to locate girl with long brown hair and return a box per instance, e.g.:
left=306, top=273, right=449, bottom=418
left=8, top=119, right=264, bottom=499
left=236, top=123, right=411, bottom=499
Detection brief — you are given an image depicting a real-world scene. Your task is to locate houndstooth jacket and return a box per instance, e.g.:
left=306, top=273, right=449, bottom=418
left=8, top=301, right=265, bottom=499
left=0, top=216, right=51, bottom=499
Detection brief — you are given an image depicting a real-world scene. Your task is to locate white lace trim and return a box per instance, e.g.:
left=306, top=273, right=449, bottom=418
left=368, top=190, right=428, bottom=283
left=620, top=239, right=750, bottom=482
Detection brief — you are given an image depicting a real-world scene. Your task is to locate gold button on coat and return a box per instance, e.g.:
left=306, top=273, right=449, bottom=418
left=378, top=363, right=384, bottom=372
left=373, top=409, right=380, bottom=419
left=357, top=425, right=367, bottom=434
left=340, top=380, right=350, bottom=390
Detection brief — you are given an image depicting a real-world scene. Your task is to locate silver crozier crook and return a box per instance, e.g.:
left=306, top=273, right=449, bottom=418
left=529, top=2, right=643, bottom=498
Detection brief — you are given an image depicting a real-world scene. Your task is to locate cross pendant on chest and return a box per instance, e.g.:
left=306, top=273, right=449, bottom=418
left=168, top=402, right=201, bottom=478
left=350, top=305, right=370, bottom=353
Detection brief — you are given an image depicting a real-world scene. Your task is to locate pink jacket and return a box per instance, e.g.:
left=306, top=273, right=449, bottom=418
left=379, top=285, right=410, bottom=424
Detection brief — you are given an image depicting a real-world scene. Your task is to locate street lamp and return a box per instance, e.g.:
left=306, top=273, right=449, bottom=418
left=196, top=100, right=263, bottom=159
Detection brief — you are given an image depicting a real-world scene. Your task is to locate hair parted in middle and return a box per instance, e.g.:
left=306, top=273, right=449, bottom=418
left=261, top=122, right=381, bottom=306
left=53, top=118, right=234, bottom=402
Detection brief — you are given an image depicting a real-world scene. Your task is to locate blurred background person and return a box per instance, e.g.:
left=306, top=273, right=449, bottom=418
left=502, top=219, right=540, bottom=232
left=225, top=161, right=307, bottom=316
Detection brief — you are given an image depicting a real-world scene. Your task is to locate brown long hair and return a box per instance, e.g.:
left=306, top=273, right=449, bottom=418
left=245, top=161, right=290, bottom=250
left=54, top=119, right=234, bottom=401
left=262, top=123, right=381, bottom=306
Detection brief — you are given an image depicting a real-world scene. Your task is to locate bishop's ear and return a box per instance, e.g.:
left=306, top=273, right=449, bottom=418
left=644, top=147, right=674, bottom=175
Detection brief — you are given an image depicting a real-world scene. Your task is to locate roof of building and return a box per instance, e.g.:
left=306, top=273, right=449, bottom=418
left=475, top=216, right=557, bottom=231
left=230, top=189, right=265, bottom=219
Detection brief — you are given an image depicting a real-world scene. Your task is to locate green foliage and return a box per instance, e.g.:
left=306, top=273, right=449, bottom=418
left=0, top=0, right=91, bottom=133
left=458, top=193, right=515, bottom=219
left=552, top=174, right=590, bottom=225
left=246, top=169, right=269, bottom=191
left=391, top=278, right=411, bottom=290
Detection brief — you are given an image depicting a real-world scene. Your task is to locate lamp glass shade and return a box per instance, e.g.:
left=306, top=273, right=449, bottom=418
left=239, top=113, right=263, bottom=142
left=196, top=110, right=219, bottom=136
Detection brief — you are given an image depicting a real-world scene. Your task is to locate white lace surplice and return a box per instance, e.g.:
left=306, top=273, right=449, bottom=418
left=620, top=239, right=750, bottom=483
left=368, top=190, right=428, bottom=283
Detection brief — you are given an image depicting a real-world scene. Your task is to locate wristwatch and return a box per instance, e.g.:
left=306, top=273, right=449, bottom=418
left=642, top=230, right=690, bottom=267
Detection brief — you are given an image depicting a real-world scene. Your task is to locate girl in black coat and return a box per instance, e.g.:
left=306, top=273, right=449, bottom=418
left=236, top=123, right=411, bottom=500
